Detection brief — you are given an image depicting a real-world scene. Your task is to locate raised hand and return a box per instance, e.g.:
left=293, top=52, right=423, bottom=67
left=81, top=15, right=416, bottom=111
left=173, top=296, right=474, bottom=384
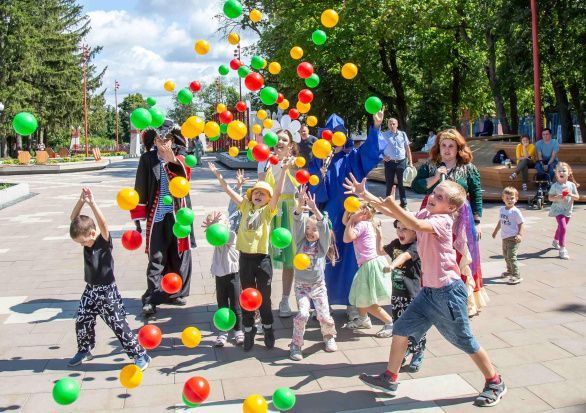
left=306, top=191, right=318, bottom=212
left=373, top=108, right=385, bottom=128
left=235, top=169, right=248, bottom=189
left=82, top=187, right=94, bottom=205
left=342, top=173, right=367, bottom=196
left=208, top=162, right=222, bottom=179
left=296, top=185, right=308, bottom=211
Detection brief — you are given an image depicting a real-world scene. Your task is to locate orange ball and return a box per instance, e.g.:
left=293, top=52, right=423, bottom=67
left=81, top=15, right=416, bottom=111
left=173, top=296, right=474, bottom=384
left=116, top=188, right=139, bottom=211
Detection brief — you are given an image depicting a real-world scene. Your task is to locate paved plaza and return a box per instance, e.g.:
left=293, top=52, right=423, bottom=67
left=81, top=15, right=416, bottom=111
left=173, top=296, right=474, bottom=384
left=0, top=157, right=585, bottom=412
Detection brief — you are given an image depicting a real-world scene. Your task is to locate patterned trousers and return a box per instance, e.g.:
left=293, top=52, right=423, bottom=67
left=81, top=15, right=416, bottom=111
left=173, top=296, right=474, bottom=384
left=292, top=280, right=337, bottom=347
left=75, top=283, right=145, bottom=359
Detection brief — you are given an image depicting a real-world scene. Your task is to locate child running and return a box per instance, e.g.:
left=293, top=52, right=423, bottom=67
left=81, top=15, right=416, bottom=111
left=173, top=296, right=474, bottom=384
left=289, top=187, right=338, bottom=361
left=68, top=188, right=150, bottom=370
left=492, top=187, right=524, bottom=284
left=548, top=162, right=580, bottom=260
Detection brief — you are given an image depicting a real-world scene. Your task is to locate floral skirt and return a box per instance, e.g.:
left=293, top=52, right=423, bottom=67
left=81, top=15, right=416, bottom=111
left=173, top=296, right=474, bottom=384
left=349, top=256, right=393, bottom=308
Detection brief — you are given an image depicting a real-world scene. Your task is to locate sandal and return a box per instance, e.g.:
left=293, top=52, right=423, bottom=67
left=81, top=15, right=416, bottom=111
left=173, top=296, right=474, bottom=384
left=509, top=172, right=517, bottom=180
left=375, top=325, right=393, bottom=338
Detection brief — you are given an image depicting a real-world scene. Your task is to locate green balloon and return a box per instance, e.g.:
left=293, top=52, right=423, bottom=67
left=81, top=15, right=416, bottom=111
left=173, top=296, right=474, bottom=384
left=220, top=123, right=228, bottom=134
left=219, top=64, right=230, bottom=76
left=206, top=222, right=230, bottom=246
left=270, top=227, right=292, bottom=249
left=272, top=387, right=296, bottom=411
left=223, top=0, right=243, bottom=19
left=251, top=55, right=265, bottom=70
left=182, top=393, right=200, bottom=408
left=146, top=97, right=156, bottom=107
left=162, top=195, right=173, bottom=205
left=305, top=73, right=320, bottom=88
left=238, top=65, right=252, bottom=78
left=365, top=96, right=383, bottom=115
left=263, top=131, right=278, bottom=147
left=130, top=108, right=152, bottom=130
left=247, top=147, right=255, bottom=161
left=52, top=378, right=80, bottom=406
left=213, top=307, right=237, bottom=331
left=12, top=112, right=38, bottom=136
left=177, top=88, right=193, bottom=105
left=149, top=107, right=166, bottom=128
left=185, top=154, right=197, bottom=167
left=260, top=86, right=278, bottom=105
left=208, top=134, right=220, bottom=142
left=312, top=29, right=327, bottom=45
left=173, top=222, right=192, bottom=239
left=176, top=207, right=195, bottom=226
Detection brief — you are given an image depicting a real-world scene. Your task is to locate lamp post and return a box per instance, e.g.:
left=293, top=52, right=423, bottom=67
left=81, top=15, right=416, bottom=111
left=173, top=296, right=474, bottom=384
left=530, top=0, right=542, bottom=140
left=114, top=80, right=120, bottom=150
left=0, top=102, right=4, bottom=158
left=82, top=44, right=90, bottom=157
left=234, top=44, right=242, bottom=101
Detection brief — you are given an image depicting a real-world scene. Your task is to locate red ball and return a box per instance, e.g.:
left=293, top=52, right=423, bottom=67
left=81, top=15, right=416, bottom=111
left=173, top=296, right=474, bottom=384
left=183, top=376, right=210, bottom=404
left=276, top=93, right=284, bottom=104
left=229, top=58, right=242, bottom=70
left=289, top=109, right=300, bottom=120
left=189, top=81, right=201, bottom=92
left=219, top=110, right=233, bottom=124
left=269, top=155, right=279, bottom=165
left=251, top=143, right=270, bottom=162
left=239, top=288, right=263, bottom=311
left=244, top=72, right=264, bottom=91
left=296, top=62, right=314, bottom=79
left=235, top=101, right=247, bottom=112
left=161, top=272, right=183, bottom=294
left=298, top=89, right=314, bottom=104
left=121, top=230, right=142, bottom=251
left=321, top=129, right=333, bottom=140
left=138, top=325, right=162, bottom=350
left=295, top=169, right=310, bottom=185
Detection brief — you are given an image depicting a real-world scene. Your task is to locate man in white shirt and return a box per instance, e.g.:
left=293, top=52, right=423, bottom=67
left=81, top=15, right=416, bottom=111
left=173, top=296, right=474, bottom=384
left=381, top=118, right=413, bottom=209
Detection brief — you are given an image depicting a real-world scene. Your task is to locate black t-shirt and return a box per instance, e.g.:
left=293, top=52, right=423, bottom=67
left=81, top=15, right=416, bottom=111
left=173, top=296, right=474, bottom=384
left=383, top=239, right=422, bottom=298
left=84, top=234, right=115, bottom=285
left=298, top=135, right=317, bottom=162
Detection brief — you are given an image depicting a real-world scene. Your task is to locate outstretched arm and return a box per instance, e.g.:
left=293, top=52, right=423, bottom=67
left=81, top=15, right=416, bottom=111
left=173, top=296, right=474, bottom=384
left=269, top=156, right=294, bottom=210
left=208, top=162, right=244, bottom=206
left=70, top=190, right=85, bottom=221
left=383, top=194, right=434, bottom=233
left=343, top=214, right=359, bottom=243
left=83, top=188, right=110, bottom=241
left=342, top=173, right=380, bottom=203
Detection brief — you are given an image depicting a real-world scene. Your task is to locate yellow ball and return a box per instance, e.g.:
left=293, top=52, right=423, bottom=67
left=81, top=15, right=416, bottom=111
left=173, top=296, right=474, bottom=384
left=217, top=103, right=227, bottom=114
left=296, top=101, right=311, bottom=114
left=293, top=253, right=311, bottom=271
left=182, top=116, right=204, bottom=139
left=227, top=120, right=247, bottom=140
left=256, top=109, right=267, bottom=120
left=227, top=32, right=240, bottom=45
left=248, top=140, right=258, bottom=149
left=321, top=9, right=339, bottom=28
left=204, top=121, right=220, bottom=138
left=312, top=139, right=332, bottom=160
left=119, top=364, right=143, bottom=389
left=263, top=119, right=273, bottom=129
left=228, top=146, right=240, bottom=157
left=306, top=115, right=318, bottom=127
left=341, top=63, right=358, bottom=80
left=344, top=196, right=361, bottom=213
left=332, top=131, right=347, bottom=147
left=249, top=9, right=262, bottom=23
left=169, top=176, right=190, bottom=198
left=243, top=394, right=268, bottom=413
left=163, top=80, right=175, bottom=92
left=278, top=99, right=290, bottom=110
left=252, top=124, right=262, bottom=135
left=181, top=327, right=202, bottom=348
left=116, top=188, right=139, bottom=211
left=268, top=62, right=281, bottom=75
left=295, top=156, right=306, bottom=168
left=194, top=39, right=210, bottom=55
left=309, top=174, right=320, bottom=186
left=290, top=46, right=303, bottom=60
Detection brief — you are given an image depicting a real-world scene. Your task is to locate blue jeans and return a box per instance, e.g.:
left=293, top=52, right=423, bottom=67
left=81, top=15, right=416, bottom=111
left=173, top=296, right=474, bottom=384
left=535, top=158, right=558, bottom=182
left=392, top=280, right=480, bottom=354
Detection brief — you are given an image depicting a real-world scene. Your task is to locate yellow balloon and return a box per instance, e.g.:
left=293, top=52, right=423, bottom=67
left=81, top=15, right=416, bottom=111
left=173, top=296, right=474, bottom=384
left=228, top=146, right=240, bottom=157
left=268, top=62, right=281, bottom=75
left=256, top=109, right=267, bottom=120
left=341, top=63, right=358, bottom=80
left=164, top=80, right=175, bottom=92
left=321, top=9, right=339, bottom=28
left=263, top=119, right=273, bottom=129
left=290, top=46, right=303, bottom=60
left=332, top=131, right=347, bottom=147
left=296, top=101, right=311, bottom=114
left=249, top=9, right=262, bottom=23
left=293, top=253, right=311, bottom=271
left=119, top=364, right=143, bottom=389
left=204, top=121, right=220, bottom=138
left=181, top=123, right=196, bottom=139
left=295, top=156, right=306, bottom=168
left=243, top=394, right=268, bottom=413
left=217, top=103, right=227, bottom=114
left=227, top=32, right=240, bottom=45
left=344, top=196, right=361, bottom=213
left=227, top=120, right=247, bottom=140
left=194, top=39, right=210, bottom=55
left=184, top=116, right=205, bottom=138
left=309, top=174, right=320, bottom=186
left=312, top=139, right=332, bottom=160
left=306, top=115, right=318, bottom=127
left=248, top=140, right=258, bottom=149
left=169, top=176, right=190, bottom=198
left=278, top=99, right=290, bottom=110
left=181, top=327, right=202, bottom=348
left=252, top=124, right=262, bottom=135
left=116, top=188, right=139, bottom=211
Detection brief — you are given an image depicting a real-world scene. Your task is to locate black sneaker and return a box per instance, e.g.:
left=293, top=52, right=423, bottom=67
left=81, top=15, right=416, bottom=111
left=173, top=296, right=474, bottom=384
left=359, top=372, right=398, bottom=396
left=474, top=377, right=507, bottom=407
left=263, top=327, right=275, bottom=349
left=243, top=326, right=257, bottom=352
left=142, top=303, right=156, bottom=316
left=169, top=297, right=187, bottom=306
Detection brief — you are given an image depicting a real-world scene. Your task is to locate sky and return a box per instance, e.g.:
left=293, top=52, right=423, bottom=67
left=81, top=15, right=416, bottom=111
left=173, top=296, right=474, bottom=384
left=78, top=0, right=258, bottom=110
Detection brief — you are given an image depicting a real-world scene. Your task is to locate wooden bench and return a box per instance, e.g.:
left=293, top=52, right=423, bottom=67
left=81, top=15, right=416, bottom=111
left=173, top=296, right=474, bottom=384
left=58, top=147, right=70, bottom=158
left=493, top=142, right=586, bottom=164
left=35, top=150, right=49, bottom=164
left=92, top=148, right=102, bottom=160
left=17, top=151, right=31, bottom=165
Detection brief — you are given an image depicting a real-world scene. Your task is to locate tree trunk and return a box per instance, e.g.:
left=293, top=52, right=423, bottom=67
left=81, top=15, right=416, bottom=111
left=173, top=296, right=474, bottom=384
left=378, top=40, right=408, bottom=129
left=569, top=82, right=586, bottom=143
left=484, top=30, right=510, bottom=133
left=551, top=76, right=574, bottom=143
left=450, top=30, right=462, bottom=126
left=509, top=87, right=519, bottom=134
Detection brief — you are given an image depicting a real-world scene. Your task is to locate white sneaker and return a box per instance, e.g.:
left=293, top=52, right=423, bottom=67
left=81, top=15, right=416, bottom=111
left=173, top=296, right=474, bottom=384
left=346, top=306, right=360, bottom=321
left=289, top=344, right=303, bottom=361
left=375, top=324, right=394, bottom=338
left=279, top=299, right=292, bottom=318
left=343, top=316, right=372, bottom=329
left=324, top=336, right=337, bottom=352
left=559, top=248, right=570, bottom=260
left=552, top=240, right=560, bottom=249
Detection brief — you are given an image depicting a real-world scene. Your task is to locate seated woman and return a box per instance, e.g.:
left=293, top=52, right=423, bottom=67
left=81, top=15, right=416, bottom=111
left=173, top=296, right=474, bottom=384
left=421, top=131, right=436, bottom=153
left=509, top=135, right=536, bottom=191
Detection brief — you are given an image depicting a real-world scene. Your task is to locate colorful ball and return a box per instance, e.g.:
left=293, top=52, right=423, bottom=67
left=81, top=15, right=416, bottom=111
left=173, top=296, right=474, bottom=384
left=169, top=177, right=190, bottom=198
left=148, top=107, right=166, bottom=128
left=321, top=130, right=333, bottom=140
left=138, top=325, right=162, bottom=350
left=162, top=195, right=173, bottom=205
left=227, top=32, right=240, bottom=45
left=146, top=97, right=157, bottom=107
left=164, top=80, right=176, bottom=92
left=206, top=222, right=230, bottom=246
left=121, top=230, right=142, bottom=251
left=295, top=156, right=306, bottom=168
left=230, top=58, right=243, bottom=70
left=270, top=227, right=292, bottom=249
left=183, top=376, right=211, bottom=404
left=256, top=109, right=267, bottom=120
left=321, top=9, right=339, bottom=28
left=213, top=307, right=237, bottom=331
left=272, top=387, right=296, bottom=411
left=262, top=118, right=273, bottom=129
left=268, top=62, right=281, bottom=75
left=252, top=124, right=262, bottom=135
left=260, top=86, right=278, bottom=105
left=52, top=378, right=80, bottom=405
left=238, top=65, right=252, bottom=78
left=218, top=64, right=230, bottom=76
left=243, top=394, right=268, bottom=413
left=305, top=73, right=320, bottom=88
left=173, top=222, right=191, bottom=238
left=119, top=364, right=143, bottom=389
left=295, top=169, right=310, bottom=185
left=309, top=174, right=320, bottom=186
left=296, top=101, right=311, bottom=114
left=176, top=207, right=195, bottom=226
left=244, top=72, right=264, bottom=91
left=298, top=89, right=314, bottom=104
left=249, top=9, right=262, bottom=22
left=251, top=55, right=266, bottom=71
left=252, top=143, right=270, bottom=162
left=290, top=46, right=303, bottom=60
left=223, top=0, right=243, bottom=19
left=189, top=81, right=201, bottom=92
left=312, top=139, right=332, bottom=159
left=185, top=154, right=197, bottom=168
left=240, top=288, right=263, bottom=311
left=332, top=131, right=347, bottom=147
left=130, top=108, right=152, bottom=130
left=116, top=188, right=139, bottom=211
left=204, top=121, right=221, bottom=138
left=263, top=131, right=278, bottom=147
left=228, top=146, right=240, bottom=157
left=307, top=115, right=318, bottom=127
left=344, top=196, right=361, bottom=213
left=181, top=326, right=202, bottom=348
left=296, top=62, right=314, bottom=79
left=268, top=155, right=279, bottom=165
left=12, top=112, right=38, bottom=136
left=293, top=253, right=311, bottom=271
left=219, top=110, right=233, bottom=124
left=288, top=109, right=300, bottom=120
left=162, top=273, right=183, bottom=294
left=227, top=120, right=247, bottom=140
left=217, top=103, right=227, bottom=113
left=177, top=88, right=193, bottom=105
left=278, top=99, right=290, bottom=110
left=236, top=101, right=247, bottom=112
left=194, top=40, right=210, bottom=55
left=341, top=63, right=358, bottom=80
left=365, top=96, right=383, bottom=114
left=312, top=29, right=327, bottom=45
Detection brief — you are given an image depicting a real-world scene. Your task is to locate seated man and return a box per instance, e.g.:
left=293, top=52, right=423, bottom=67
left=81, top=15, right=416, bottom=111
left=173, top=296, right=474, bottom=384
left=535, top=128, right=559, bottom=182
left=421, top=131, right=436, bottom=152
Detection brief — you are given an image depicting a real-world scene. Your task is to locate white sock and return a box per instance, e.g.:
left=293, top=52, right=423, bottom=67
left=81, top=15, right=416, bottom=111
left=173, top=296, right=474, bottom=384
left=262, top=324, right=272, bottom=329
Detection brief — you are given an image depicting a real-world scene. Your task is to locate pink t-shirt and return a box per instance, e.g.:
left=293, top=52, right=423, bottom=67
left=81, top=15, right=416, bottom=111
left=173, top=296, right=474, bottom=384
left=352, top=220, right=378, bottom=266
left=415, top=209, right=461, bottom=288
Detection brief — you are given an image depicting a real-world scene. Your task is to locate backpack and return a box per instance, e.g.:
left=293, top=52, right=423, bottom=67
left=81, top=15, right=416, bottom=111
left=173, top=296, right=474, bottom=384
left=492, top=150, right=508, bottom=164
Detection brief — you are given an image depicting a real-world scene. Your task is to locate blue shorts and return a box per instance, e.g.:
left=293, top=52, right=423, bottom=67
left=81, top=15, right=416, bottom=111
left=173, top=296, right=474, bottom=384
left=392, top=280, right=480, bottom=354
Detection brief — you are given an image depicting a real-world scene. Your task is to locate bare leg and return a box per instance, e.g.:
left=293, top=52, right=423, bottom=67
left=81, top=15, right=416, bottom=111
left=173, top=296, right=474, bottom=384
left=367, top=304, right=393, bottom=324
left=358, top=307, right=369, bottom=317
left=470, top=347, right=497, bottom=379
left=281, top=268, right=294, bottom=297
left=386, top=335, right=409, bottom=373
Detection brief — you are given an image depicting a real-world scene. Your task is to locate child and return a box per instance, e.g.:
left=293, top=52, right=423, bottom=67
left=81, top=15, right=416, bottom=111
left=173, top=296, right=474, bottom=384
left=548, top=162, right=580, bottom=260
left=376, top=219, right=426, bottom=372
left=209, top=157, right=294, bottom=351
left=68, top=188, right=150, bottom=370
left=492, top=187, right=524, bottom=284
left=289, top=187, right=338, bottom=361
left=342, top=202, right=394, bottom=338
left=344, top=175, right=506, bottom=407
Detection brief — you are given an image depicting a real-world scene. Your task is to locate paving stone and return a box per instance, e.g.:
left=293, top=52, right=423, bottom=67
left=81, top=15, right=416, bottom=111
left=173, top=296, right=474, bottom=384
left=527, top=378, right=586, bottom=408
left=542, top=355, right=586, bottom=380
left=438, top=387, right=552, bottom=413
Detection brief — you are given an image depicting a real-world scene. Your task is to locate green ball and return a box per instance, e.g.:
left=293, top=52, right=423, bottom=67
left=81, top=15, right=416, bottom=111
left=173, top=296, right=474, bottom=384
left=220, top=123, right=228, bottom=134
left=52, top=378, right=80, bottom=406
left=260, top=86, right=278, bottom=105
left=312, top=29, right=327, bottom=45
left=219, top=64, right=230, bottom=76
left=146, top=97, right=157, bottom=107
left=176, top=207, right=195, bottom=226
left=213, top=307, right=237, bottom=331
left=208, top=134, right=220, bottom=142
left=238, top=65, right=252, bottom=78
left=182, top=393, right=200, bottom=408
left=263, top=131, right=278, bottom=147
left=162, top=195, right=173, bottom=205
left=223, top=0, right=243, bottom=19
left=250, top=55, right=265, bottom=70
left=247, top=147, right=255, bottom=161
left=272, top=387, right=296, bottom=411
left=173, top=222, right=191, bottom=239
left=205, top=222, right=230, bottom=246
left=149, top=107, right=166, bottom=128
left=177, top=88, right=193, bottom=105
left=270, top=227, right=292, bottom=249
left=185, top=154, right=197, bottom=168
left=365, top=96, right=383, bottom=115
left=130, top=108, right=152, bottom=130
left=305, top=73, right=320, bottom=88
left=12, top=112, right=38, bottom=136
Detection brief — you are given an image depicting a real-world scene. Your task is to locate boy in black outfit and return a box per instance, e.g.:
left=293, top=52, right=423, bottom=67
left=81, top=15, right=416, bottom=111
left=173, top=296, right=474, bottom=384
left=68, top=187, right=150, bottom=370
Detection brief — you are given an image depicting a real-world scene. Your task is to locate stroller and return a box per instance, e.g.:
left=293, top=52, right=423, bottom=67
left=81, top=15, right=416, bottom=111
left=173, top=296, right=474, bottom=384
left=528, top=172, right=551, bottom=210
